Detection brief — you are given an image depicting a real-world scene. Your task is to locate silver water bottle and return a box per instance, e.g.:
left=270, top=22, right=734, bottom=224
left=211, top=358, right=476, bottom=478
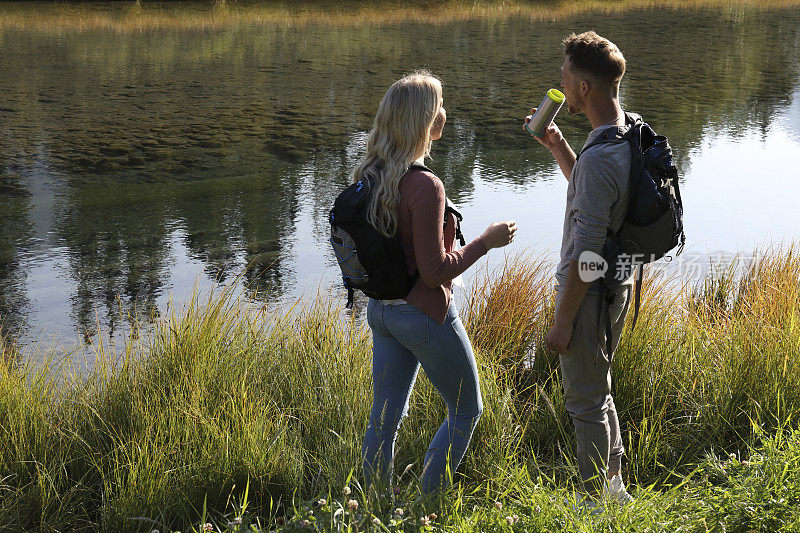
left=525, top=89, right=565, bottom=137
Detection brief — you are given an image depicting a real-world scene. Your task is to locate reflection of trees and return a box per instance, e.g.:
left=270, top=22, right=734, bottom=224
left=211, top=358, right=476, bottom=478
left=56, top=182, right=172, bottom=339
left=611, top=8, right=800, bottom=166
left=0, top=168, right=32, bottom=338
left=238, top=172, right=299, bottom=298
left=56, top=162, right=302, bottom=336
left=5, top=6, right=798, bottom=188
left=226, top=6, right=800, bottom=192
left=0, top=4, right=798, bottom=336
left=171, top=164, right=301, bottom=297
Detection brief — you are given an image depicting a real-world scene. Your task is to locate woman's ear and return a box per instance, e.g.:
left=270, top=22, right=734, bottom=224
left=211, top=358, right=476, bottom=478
left=430, top=108, right=446, bottom=141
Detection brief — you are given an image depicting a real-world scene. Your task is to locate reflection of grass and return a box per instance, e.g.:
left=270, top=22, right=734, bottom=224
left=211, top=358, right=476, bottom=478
left=3, top=246, right=800, bottom=531
left=2, top=0, right=800, bottom=33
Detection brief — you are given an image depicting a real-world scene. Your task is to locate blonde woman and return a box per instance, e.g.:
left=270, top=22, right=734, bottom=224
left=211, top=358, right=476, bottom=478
left=359, top=71, right=516, bottom=494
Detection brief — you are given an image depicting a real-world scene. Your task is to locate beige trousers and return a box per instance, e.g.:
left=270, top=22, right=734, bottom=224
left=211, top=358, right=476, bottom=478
left=555, top=284, right=632, bottom=494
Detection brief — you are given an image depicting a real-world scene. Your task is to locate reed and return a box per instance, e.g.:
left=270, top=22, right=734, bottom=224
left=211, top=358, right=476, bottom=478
left=2, top=246, right=800, bottom=531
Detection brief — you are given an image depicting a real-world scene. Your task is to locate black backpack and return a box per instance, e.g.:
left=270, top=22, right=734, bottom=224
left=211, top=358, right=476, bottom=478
left=329, top=163, right=464, bottom=308
left=579, top=112, right=685, bottom=357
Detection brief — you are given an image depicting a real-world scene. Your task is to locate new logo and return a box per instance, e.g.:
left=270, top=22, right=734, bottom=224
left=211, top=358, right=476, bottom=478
left=578, top=251, right=608, bottom=282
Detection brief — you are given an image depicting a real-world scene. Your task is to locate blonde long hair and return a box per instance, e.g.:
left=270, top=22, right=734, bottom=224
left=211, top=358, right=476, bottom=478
left=354, top=71, right=443, bottom=238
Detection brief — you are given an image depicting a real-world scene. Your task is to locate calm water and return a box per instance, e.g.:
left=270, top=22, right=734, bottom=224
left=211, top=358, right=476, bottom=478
left=1, top=2, right=799, bottom=352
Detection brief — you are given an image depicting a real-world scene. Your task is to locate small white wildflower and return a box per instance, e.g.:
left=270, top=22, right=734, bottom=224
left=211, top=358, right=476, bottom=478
left=506, top=514, right=519, bottom=525
left=347, top=499, right=358, bottom=510
left=394, top=507, right=404, bottom=516
left=316, top=498, right=327, bottom=506
left=301, top=519, right=311, bottom=527
left=372, top=517, right=381, bottom=525
left=342, top=485, right=351, bottom=496
left=495, top=501, right=503, bottom=510
left=420, top=516, right=431, bottom=527
left=201, top=524, right=214, bottom=532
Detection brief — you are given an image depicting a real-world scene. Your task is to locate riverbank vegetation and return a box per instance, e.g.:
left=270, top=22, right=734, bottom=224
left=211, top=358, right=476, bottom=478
left=2, top=0, right=800, bottom=34
left=2, top=247, right=800, bottom=531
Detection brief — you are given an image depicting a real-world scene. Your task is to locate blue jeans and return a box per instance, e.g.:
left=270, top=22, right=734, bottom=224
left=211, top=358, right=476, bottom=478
left=362, top=298, right=483, bottom=494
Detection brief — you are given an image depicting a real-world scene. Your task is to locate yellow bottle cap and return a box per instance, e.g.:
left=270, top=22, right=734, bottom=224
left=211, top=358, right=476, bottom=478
left=547, top=88, right=565, bottom=104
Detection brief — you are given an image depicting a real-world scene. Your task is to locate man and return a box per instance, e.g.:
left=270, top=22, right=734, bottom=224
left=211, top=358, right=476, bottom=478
left=526, top=31, right=634, bottom=507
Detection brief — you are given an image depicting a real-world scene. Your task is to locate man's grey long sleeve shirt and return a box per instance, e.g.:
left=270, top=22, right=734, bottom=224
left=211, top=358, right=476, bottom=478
left=555, top=124, right=635, bottom=292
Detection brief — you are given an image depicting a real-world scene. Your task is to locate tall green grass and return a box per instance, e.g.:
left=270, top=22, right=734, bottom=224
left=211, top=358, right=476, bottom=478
left=2, top=247, right=800, bottom=531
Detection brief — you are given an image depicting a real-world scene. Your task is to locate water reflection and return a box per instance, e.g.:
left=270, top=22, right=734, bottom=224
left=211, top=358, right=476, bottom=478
left=0, top=2, right=799, bottom=347
left=0, top=169, right=32, bottom=339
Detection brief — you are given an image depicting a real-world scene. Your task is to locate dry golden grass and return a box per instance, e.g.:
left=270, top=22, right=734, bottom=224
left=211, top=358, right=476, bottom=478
left=2, top=0, right=799, bottom=34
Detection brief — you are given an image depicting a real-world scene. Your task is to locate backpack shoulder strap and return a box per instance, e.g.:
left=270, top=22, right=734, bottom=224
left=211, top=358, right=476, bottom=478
left=408, top=163, right=466, bottom=246
left=601, top=262, right=643, bottom=363
left=624, top=111, right=643, bottom=125
left=631, top=263, right=644, bottom=329
left=579, top=112, right=645, bottom=160
left=446, top=198, right=466, bottom=246
left=576, top=126, right=627, bottom=161
left=408, top=162, right=435, bottom=174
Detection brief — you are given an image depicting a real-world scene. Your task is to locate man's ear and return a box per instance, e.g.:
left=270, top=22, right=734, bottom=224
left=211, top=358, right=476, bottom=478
left=581, top=79, right=591, bottom=96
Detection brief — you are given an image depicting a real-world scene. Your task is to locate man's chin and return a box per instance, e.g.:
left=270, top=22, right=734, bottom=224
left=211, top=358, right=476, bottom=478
left=567, top=105, right=581, bottom=115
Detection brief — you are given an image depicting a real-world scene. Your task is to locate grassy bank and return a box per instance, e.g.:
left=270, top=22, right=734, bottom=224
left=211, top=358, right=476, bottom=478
left=2, top=247, right=800, bottom=532
left=2, top=0, right=800, bottom=34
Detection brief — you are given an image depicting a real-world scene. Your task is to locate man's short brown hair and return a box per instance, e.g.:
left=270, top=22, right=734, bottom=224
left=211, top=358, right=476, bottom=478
left=563, top=31, right=626, bottom=87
